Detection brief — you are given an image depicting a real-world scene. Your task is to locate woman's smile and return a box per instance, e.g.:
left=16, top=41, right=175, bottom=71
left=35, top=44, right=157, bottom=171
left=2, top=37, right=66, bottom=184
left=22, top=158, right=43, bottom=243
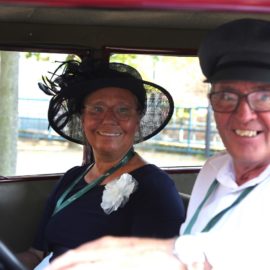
left=97, top=130, right=122, bottom=137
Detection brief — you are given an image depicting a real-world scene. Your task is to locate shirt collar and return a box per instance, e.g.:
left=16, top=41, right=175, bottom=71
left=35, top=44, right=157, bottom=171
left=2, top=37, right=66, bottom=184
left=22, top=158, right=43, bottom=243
left=209, top=152, right=270, bottom=190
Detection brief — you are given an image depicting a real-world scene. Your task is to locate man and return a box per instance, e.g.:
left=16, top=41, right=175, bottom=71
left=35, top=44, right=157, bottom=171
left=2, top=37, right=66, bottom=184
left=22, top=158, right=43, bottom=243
left=45, top=18, right=270, bottom=270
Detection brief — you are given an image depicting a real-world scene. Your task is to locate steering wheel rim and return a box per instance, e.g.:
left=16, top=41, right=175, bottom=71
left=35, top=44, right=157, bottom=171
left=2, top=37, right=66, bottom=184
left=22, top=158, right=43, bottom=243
left=0, top=241, right=28, bottom=270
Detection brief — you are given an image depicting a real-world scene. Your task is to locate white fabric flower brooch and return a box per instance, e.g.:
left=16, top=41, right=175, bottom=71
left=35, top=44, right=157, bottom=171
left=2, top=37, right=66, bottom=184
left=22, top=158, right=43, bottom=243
left=101, top=173, right=138, bottom=214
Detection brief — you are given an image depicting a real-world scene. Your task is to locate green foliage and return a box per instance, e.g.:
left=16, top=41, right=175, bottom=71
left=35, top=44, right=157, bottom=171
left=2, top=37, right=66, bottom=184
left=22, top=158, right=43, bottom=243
left=110, top=53, right=153, bottom=80
left=24, top=52, right=50, bottom=61
left=23, top=52, right=78, bottom=62
left=110, top=53, right=137, bottom=65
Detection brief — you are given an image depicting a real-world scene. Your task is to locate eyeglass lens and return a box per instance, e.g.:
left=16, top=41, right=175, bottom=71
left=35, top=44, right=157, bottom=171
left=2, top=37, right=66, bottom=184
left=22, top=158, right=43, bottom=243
left=84, top=104, right=136, bottom=120
left=209, top=91, right=270, bottom=112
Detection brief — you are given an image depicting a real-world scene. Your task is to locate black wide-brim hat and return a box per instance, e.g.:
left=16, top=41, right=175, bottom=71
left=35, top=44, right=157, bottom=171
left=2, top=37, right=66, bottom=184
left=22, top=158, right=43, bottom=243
left=38, top=58, right=174, bottom=145
left=198, top=18, right=270, bottom=83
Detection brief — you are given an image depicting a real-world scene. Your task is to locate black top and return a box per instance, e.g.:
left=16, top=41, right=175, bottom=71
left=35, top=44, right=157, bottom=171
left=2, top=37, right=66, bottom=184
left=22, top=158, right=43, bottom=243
left=33, top=164, right=185, bottom=260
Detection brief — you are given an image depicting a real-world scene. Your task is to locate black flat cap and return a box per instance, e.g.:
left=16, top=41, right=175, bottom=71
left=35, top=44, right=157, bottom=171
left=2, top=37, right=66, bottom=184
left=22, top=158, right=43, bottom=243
left=199, top=18, right=270, bottom=83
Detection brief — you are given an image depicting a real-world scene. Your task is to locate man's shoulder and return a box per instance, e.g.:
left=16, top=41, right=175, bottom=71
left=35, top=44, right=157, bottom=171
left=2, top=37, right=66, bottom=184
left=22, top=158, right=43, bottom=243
left=196, top=151, right=231, bottom=185
left=204, top=150, right=230, bottom=167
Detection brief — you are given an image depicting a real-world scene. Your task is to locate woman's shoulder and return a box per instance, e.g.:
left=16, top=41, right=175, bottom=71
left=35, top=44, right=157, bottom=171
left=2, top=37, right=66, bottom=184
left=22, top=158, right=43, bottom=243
left=130, top=164, right=174, bottom=186
left=129, top=165, right=182, bottom=206
left=57, top=164, right=90, bottom=187
left=45, top=164, right=90, bottom=206
left=131, top=164, right=167, bottom=177
left=64, top=164, right=89, bottom=176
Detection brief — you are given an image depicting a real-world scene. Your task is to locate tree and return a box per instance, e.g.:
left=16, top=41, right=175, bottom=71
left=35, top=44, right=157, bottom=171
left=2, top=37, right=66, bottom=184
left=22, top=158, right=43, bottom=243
left=0, top=51, right=19, bottom=175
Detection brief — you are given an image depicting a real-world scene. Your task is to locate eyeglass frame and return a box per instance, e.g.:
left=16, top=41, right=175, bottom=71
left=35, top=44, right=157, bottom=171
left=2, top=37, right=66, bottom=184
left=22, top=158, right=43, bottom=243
left=208, top=89, right=270, bottom=113
left=83, top=104, right=141, bottom=121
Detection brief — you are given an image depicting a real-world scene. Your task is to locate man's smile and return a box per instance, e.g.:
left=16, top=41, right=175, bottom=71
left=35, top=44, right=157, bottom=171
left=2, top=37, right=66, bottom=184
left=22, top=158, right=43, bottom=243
left=234, top=129, right=261, bottom=137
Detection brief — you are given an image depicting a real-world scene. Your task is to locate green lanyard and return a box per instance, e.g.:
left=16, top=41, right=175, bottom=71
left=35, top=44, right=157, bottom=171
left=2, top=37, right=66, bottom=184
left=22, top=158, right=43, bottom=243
left=53, top=149, right=135, bottom=216
left=183, top=179, right=257, bottom=235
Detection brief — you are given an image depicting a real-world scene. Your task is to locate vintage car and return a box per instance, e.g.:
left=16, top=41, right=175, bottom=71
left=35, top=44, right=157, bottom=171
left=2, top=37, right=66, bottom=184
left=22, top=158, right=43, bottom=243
left=0, top=0, right=269, bottom=269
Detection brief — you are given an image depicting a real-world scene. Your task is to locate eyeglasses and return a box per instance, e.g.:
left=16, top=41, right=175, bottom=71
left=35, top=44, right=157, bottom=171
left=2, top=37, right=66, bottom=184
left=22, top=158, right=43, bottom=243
left=208, top=90, right=270, bottom=113
left=83, top=104, right=138, bottom=121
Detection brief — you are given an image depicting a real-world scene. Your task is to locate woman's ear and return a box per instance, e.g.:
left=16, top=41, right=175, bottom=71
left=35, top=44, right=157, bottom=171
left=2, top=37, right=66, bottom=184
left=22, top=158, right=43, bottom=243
left=81, top=114, right=85, bottom=128
left=135, top=115, right=141, bottom=132
left=135, top=118, right=141, bottom=133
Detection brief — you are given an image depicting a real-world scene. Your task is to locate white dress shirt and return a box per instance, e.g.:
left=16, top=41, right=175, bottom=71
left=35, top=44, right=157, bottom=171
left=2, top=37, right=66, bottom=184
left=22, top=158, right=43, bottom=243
left=178, top=151, right=270, bottom=270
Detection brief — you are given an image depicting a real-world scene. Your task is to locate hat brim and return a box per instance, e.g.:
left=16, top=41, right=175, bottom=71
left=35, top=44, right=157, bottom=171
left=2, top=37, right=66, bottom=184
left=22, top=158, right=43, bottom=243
left=207, top=65, right=270, bottom=83
left=42, top=60, right=174, bottom=145
left=48, top=80, right=174, bottom=145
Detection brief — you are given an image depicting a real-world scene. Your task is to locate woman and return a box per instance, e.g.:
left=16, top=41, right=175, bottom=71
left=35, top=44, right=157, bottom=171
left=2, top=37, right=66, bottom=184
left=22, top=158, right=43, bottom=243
left=18, top=58, right=185, bottom=269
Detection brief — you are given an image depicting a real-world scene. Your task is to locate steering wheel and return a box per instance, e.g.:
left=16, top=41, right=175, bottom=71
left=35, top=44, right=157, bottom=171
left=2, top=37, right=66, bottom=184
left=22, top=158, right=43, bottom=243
left=0, top=241, right=28, bottom=270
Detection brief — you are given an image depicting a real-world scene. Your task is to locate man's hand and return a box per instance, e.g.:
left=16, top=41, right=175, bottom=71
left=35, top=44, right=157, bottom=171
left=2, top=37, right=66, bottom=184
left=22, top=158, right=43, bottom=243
left=46, top=236, right=183, bottom=270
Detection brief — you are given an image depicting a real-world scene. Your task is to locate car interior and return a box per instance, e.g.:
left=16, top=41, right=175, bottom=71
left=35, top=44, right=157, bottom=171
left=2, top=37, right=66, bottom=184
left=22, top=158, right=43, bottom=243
left=0, top=0, right=269, bottom=267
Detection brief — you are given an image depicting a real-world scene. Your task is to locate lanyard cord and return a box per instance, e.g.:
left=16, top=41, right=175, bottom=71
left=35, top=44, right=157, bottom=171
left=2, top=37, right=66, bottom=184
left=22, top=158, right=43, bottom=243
left=183, top=179, right=257, bottom=235
left=53, top=149, right=135, bottom=216
left=201, top=185, right=255, bottom=232
left=183, top=180, right=218, bottom=235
